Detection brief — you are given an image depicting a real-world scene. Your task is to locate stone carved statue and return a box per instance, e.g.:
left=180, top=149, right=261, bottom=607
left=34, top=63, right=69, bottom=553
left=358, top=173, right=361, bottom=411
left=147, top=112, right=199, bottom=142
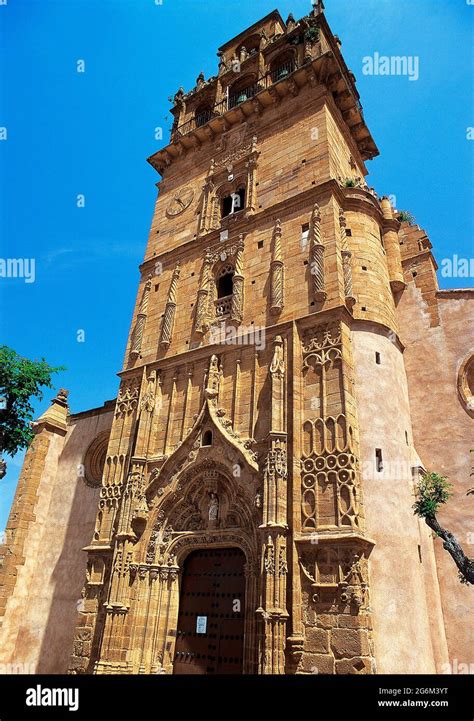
left=204, top=354, right=221, bottom=400
left=208, top=492, right=219, bottom=521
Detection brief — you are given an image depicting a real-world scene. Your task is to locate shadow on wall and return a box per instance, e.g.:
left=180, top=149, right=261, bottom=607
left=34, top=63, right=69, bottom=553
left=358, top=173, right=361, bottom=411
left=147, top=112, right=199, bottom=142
left=36, top=423, right=102, bottom=674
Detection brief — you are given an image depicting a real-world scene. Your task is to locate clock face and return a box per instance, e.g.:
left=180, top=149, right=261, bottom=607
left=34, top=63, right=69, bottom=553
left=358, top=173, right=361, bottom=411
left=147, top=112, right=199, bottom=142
left=166, top=187, right=194, bottom=217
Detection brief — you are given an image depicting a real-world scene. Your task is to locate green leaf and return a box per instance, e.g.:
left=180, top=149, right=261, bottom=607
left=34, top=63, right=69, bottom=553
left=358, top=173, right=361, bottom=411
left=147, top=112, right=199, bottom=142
left=413, top=472, right=453, bottom=519
left=0, top=346, right=65, bottom=457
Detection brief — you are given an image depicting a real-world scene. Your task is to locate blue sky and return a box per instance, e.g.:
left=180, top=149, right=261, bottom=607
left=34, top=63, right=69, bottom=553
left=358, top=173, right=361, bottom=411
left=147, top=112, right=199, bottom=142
left=0, top=0, right=473, bottom=530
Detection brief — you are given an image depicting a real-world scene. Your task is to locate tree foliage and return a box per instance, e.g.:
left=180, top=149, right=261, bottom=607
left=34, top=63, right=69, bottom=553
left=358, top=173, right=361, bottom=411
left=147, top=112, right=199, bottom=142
left=0, top=346, right=65, bottom=457
left=414, top=472, right=473, bottom=585
left=413, top=472, right=453, bottom=519
left=397, top=209, right=416, bottom=224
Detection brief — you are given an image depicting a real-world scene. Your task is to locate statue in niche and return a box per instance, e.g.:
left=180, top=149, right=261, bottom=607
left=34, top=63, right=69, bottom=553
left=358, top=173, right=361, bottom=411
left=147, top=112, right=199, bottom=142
left=204, top=354, right=221, bottom=400
left=208, top=492, right=219, bottom=527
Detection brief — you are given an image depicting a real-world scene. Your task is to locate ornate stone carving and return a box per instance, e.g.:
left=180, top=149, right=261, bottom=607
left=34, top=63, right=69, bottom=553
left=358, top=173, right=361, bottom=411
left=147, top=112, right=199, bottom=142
left=302, top=322, right=342, bottom=370
left=264, top=536, right=276, bottom=575
left=308, top=203, right=326, bottom=303
left=301, top=321, right=360, bottom=531
left=339, top=208, right=355, bottom=306
left=300, top=421, right=359, bottom=531
left=230, top=236, right=245, bottom=323
left=159, top=263, right=181, bottom=349
left=130, top=277, right=152, bottom=360
left=194, top=250, right=213, bottom=334
left=204, top=354, right=221, bottom=401
left=270, top=219, right=284, bottom=314
left=115, top=377, right=140, bottom=417
left=299, top=544, right=370, bottom=612
left=83, top=431, right=109, bottom=488
left=140, top=370, right=156, bottom=413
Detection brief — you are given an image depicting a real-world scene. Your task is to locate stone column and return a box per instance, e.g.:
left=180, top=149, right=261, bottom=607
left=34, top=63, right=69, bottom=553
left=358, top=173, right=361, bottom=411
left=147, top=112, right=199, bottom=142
left=380, top=196, right=406, bottom=292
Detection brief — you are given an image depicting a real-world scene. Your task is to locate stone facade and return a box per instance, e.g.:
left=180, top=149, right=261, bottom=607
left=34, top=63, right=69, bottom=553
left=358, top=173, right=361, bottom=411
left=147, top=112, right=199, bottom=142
left=0, top=7, right=472, bottom=675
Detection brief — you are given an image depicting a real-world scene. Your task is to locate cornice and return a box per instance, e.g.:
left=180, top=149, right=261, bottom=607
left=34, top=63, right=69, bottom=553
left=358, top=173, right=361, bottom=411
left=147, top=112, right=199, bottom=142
left=148, top=52, right=378, bottom=176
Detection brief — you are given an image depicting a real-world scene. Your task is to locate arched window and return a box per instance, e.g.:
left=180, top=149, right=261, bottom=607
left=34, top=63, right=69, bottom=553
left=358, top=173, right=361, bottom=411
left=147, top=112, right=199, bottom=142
left=202, top=430, right=213, bottom=447
left=195, top=103, right=213, bottom=128
left=270, top=50, right=296, bottom=83
left=237, top=33, right=261, bottom=58
left=458, top=354, right=474, bottom=414
left=215, top=264, right=235, bottom=317
left=217, top=269, right=234, bottom=298
left=228, top=75, right=259, bottom=109
left=222, top=187, right=245, bottom=218
left=83, top=431, right=110, bottom=488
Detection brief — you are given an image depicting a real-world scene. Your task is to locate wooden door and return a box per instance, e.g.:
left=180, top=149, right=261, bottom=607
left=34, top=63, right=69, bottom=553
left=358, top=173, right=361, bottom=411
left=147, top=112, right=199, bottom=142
left=173, top=548, right=245, bottom=674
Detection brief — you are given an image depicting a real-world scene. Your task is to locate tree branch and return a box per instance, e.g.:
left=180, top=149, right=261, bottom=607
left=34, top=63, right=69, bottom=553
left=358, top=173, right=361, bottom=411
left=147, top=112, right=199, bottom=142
left=424, top=514, right=474, bottom=585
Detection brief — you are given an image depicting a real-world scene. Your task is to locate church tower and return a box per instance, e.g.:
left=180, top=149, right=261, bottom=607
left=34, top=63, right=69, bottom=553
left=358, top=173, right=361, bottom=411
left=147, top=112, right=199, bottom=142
left=68, top=5, right=451, bottom=675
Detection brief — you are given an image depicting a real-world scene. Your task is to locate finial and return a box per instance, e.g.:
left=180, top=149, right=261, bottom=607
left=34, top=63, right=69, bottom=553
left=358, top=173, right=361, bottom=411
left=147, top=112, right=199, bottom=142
left=56, top=389, right=69, bottom=405
left=311, top=0, right=325, bottom=14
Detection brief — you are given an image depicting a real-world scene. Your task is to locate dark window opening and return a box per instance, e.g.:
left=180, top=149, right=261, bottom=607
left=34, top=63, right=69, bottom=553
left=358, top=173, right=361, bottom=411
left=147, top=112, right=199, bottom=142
left=228, top=76, right=259, bottom=109
left=202, top=430, right=213, bottom=447
left=222, top=188, right=245, bottom=218
left=270, top=52, right=296, bottom=83
left=238, top=34, right=260, bottom=57
left=375, top=352, right=381, bottom=365
left=375, top=448, right=383, bottom=472
left=195, top=105, right=213, bottom=128
left=257, top=240, right=264, bottom=249
left=346, top=229, right=352, bottom=237
left=217, top=271, right=234, bottom=298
